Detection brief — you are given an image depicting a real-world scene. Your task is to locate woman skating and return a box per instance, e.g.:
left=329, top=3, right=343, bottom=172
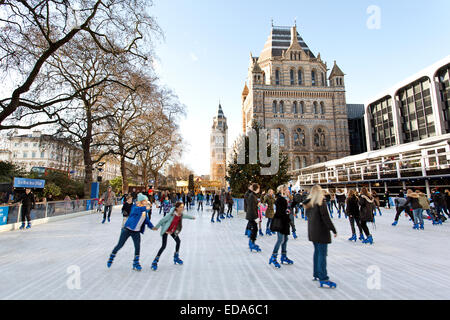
left=359, top=188, right=375, bottom=244
left=211, top=194, right=221, bottom=223
left=346, top=190, right=364, bottom=242
left=304, top=185, right=337, bottom=289
left=268, top=185, right=294, bottom=268
left=107, top=194, right=154, bottom=271
left=404, top=189, right=424, bottom=230
left=264, top=189, right=276, bottom=235
left=151, top=202, right=196, bottom=271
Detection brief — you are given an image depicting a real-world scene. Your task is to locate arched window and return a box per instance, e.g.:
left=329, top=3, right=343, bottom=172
left=277, top=128, right=285, bottom=147
left=275, top=69, right=280, bottom=85
left=279, top=101, right=284, bottom=114
left=295, top=157, right=301, bottom=170
left=323, top=156, right=328, bottom=162
left=272, top=101, right=277, bottom=113
left=314, top=133, right=320, bottom=146
left=298, top=69, right=303, bottom=85
left=314, top=128, right=326, bottom=147
left=320, top=102, right=325, bottom=115
left=293, top=101, right=298, bottom=114
left=290, top=69, right=295, bottom=85
left=294, top=128, right=306, bottom=146
left=311, top=70, right=316, bottom=86
left=321, top=73, right=325, bottom=86
left=302, top=156, right=308, bottom=168
left=313, top=102, right=318, bottom=114
left=316, top=157, right=321, bottom=164
left=300, top=101, right=304, bottom=114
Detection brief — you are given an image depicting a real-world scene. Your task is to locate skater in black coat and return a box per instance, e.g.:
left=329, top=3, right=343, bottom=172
left=359, top=188, right=375, bottom=244
left=243, top=184, right=253, bottom=236
left=246, top=183, right=261, bottom=252
left=269, top=185, right=294, bottom=268
left=211, top=195, right=221, bottom=223
left=346, top=190, right=363, bottom=241
left=17, top=188, right=36, bottom=229
left=304, top=185, right=337, bottom=288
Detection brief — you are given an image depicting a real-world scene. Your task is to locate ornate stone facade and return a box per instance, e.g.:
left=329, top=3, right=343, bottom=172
left=210, top=104, right=228, bottom=186
left=242, top=24, right=350, bottom=172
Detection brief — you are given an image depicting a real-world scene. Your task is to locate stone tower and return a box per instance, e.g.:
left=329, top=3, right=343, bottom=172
left=210, top=103, right=228, bottom=186
left=241, top=23, right=350, bottom=173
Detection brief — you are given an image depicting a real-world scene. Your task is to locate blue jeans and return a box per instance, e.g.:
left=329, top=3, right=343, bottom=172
left=273, top=232, right=288, bottom=254
left=112, top=228, right=141, bottom=256
left=313, top=243, right=329, bottom=281
left=413, top=208, right=424, bottom=225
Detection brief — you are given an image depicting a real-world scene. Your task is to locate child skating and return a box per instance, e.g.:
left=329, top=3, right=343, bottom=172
left=106, top=194, right=154, bottom=271
left=151, top=202, right=196, bottom=271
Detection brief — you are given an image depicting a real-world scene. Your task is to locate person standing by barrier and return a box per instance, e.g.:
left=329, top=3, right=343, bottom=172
left=304, top=185, right=337, bottom=288
left=101, top=186, right=116, bottom=224
left=18, top=188, right=35, bottom=230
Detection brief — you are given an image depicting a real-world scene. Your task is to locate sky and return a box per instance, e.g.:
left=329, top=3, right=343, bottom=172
left=149, top=0, right=450, bottom=176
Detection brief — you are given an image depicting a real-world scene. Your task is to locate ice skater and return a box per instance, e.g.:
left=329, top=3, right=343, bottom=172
left=106, top=194, right=154, bottom=271
left=246, top=183, right=261, bottom=252
left=263, top=189, right=275, bottom=236
left=151, top=202, right=196, bottom=271
left=211, top=194, right=221, bottom=223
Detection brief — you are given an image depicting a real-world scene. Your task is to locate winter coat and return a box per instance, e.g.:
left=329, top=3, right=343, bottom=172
left=244, top=189, right=252, bottom=213
left=263, top=194, right=276, bottom=219
left=124, top=205, right=154, bottom=234
left=324, top=194, right=331, bottom=202
left=212, top=195, right=221, bottom=211
left=304, top=199, right=337, bottom=244
left=18, top=192, right=35, bottom=209
left=359, top=195, right=375, bottom=222
left=418, top=194, right=430, bottom=210
left=270, top=194, right=291, bottom=235
left=101, top=191, right=116, bottom=206
left=404, top=193, right=422, bottom=210
left=246, top=191, right=258, bottom=221
left=121, top=202, right=133, bottom=217
left=154, top=208, right=195, bottom=236
left=345, top=195, right=360, bottom=218
left=431, top=192, right=446, bottom=207
left=336, top=192, right=346, bottom=204
left=395, top=197, right=407, bottom=207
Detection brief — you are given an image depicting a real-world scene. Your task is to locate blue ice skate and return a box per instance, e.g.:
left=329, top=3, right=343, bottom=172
left=174, top=253, right=183, bottom=265
left=359, top=234, right=365, bottom=241
left=26, top=223, right=31, bottom=229
left=133, top=256, right=142, bottom=271
left=269, top=254, right=281, bottom=268
left=249, top=240, right=261, bottom=252
left=19, top=223, right=25, bottom=230
left=280, top=254, right=294, bottom=265
left=362, top=235, right=373, bottom=245
left=151, top=257, right=159, bottom=271
left=392, top=221, right=398, bottom=226
left=107, top=253, right=116, bottom=268
left=320, top=281, right=337, bottom=289
left=259, top=229, right=264, bottom=237
left=348, top=234, right=357, bottom=242
left=292, top=231, right=298, bottom=239
left=101, top=218, right=106, bottom=224
left=413, top=224, right=419, bottom=230
left=419, top=223, right=424, bottom=230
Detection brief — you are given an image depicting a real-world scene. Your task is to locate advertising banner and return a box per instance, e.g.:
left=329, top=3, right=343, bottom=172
left=0, top=206, right=9, bottom=226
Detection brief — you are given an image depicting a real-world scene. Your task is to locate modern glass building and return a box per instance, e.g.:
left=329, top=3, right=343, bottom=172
left=365, top=56, right=450, bottom=151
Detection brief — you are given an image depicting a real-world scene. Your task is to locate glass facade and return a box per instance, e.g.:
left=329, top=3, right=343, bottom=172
left=398, top=77, right=435, bottom=143
left=369, top=96, right=396, bottom=150
left=437, top=64, right=450, bottom=132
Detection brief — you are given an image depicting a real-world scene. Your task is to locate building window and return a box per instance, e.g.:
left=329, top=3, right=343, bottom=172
left=311, top=70, right=316, bottom=86
left=275, top=69, right=280, bottom=85
left=295, top=157, right=301, bottom=170
left=290, top=69, right=295, bottom=85
left=398, top=77, right=434, bottom=143
left=14, top=143, right=19, bottom=147
left=23, top=152, right=27, bottom=158
left=313, top=102, right=318, bottom=114
left=369, top=96, right=395, bottom=150
left=298, top=69, right=303, bottom=85
left=316, top=157, right=321, bottom=164
left=294, top=128, right=306, bottom=147
left=322, top=73, right=326, bottom=86
left=293, top=102, right=298, bottom=114
left=272, top=101, right=277, bottom=113
left=280, top=132, right=285, bottom=147
left=300, top=101, right=304, bottom=114
left=437, top=64, right=450, bottom=133
left=279, top=101, right=284, bottom=114
left=33, top=143, right=38, bottom=147
left=320, top=102, right=325, bottom=115
left=32, top=152, right=36, bottom=158
left=302, top=156, right=308, bottom=168
left=40, top=151, right=45, bottom=158
left=314, top=128, right=326, bottom=147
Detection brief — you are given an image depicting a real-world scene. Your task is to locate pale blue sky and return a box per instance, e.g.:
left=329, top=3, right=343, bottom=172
left=150, top=0, right=450, bottom=176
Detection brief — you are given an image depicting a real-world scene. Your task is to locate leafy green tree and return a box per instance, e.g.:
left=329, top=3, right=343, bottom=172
left=43, top=183, right=61, bottom=198
left=226, top=121, right=291, bottom=198
left=0, top=161, right=26, bottom=183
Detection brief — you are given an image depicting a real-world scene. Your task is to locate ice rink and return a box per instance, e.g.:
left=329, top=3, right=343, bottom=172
left=1, top=205, right=449, bottom=300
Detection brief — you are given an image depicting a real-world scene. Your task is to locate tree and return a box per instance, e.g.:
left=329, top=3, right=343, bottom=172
left=0, top=0, right=161, bottom=130
left=226, top=121, right=291, bottom=198
left=0, top=161, right=26, bottom=183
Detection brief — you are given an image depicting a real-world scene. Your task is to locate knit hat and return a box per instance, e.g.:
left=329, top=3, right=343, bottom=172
left=137, top=193, right=148, bottom=202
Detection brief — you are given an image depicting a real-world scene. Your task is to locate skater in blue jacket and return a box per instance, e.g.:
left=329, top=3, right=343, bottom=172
left=107, top=194, right=154, bottom=271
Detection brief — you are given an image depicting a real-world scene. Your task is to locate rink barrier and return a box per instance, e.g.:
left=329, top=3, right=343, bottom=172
left=0, top=198, right=121, bottom=233
left=233, top=198, right=245, bottom=214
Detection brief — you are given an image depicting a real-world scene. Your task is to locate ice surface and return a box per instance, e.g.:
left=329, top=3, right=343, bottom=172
left=0, top=205, right=449, bottom=300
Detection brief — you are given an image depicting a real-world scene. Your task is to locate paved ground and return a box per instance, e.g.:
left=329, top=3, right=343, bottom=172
left=0, top=204, right=449, bottom=300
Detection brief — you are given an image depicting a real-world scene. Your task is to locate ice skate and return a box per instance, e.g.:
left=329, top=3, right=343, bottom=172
left=132, top=256, right=142, bottom=271
left=19, top=223, right=25, bottom=230
left=151, top=257, right=159, bottom=271
left=174, top=253, right=183, bottom=265
left=107, top=253, right=115, bottom=268
left=292, top=231, right=298, bottom=239
left=348, top=234, right=357, bottom=242
left=269, top=254, right=281, bottom=268
left=280, top=254, right=294, bottom=265
left=392, top=221, right=398, bottom=226
left=362, top=235, right=373, bottom=245
left=320, top=280, right=337, bottom=289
